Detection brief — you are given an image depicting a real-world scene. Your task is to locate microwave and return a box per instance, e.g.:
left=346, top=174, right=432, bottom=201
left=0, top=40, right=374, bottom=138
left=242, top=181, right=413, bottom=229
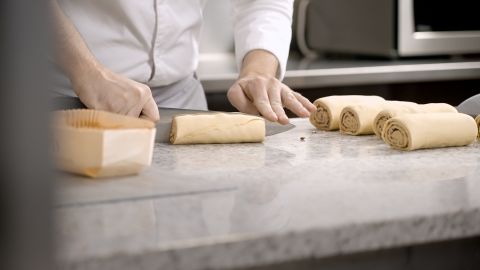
left=295, top=0, right=480, bottom=58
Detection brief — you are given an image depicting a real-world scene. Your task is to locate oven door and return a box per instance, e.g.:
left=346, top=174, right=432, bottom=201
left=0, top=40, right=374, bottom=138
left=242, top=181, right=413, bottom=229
left=398, top=0, right=480, bottom=56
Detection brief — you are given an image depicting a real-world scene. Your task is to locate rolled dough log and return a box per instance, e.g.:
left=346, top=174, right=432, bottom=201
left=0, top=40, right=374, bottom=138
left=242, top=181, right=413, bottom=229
left=476, top=115, right=480, bottom=139
left=339, top=101, right=413, bottom=135
left=170, top=113, right=265, bottom=144
left=309, top=95, right=385, bottom=131
left=373, top=103, right=457, bottom=137
left=382, top=112, right=477, bottom=151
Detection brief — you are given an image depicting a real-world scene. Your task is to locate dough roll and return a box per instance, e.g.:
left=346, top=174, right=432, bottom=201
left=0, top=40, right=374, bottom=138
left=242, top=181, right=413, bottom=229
left=170, top=113, right=265, bottom=144
left=309, top=95, right=385, bottom=131
left=339, top=101, right=416, bottom=135
left=382, top=113, right=477, bottom=151
left=476, top=115, right=480, bottom=139
left=373, top=103, right=457, bottom=137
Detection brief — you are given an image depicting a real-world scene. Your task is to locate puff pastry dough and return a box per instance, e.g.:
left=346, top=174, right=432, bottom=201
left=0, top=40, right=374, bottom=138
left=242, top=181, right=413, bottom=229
left=382, top=112, right=477, bottom=151
left=373, top=103, right=457, bottom=137
left=339, top=101, right=414, bottom=135
left=309, top=95, right=385, bottom=131
left=170, top=113, right=265, bottom=144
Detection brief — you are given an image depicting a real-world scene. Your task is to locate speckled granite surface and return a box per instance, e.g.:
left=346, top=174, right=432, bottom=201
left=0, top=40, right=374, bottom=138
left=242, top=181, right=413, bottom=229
left=56, top=118, right=480, bottom=270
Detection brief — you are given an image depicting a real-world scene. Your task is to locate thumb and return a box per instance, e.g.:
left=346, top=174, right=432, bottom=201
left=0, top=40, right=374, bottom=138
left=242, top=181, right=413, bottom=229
left=227, top=83, right=260, bottom=116
left=140, top=97, right=160, bottom=122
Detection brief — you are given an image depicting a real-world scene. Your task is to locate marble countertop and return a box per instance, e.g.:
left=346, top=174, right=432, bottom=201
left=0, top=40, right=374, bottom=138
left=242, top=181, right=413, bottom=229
left=56, top=119, right=480, bottom=270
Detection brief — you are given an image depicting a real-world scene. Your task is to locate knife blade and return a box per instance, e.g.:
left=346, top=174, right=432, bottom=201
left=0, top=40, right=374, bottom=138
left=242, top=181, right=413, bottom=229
left=456, top=93, right=480, bottom=118
left=52, top=97, right=295, bottom=142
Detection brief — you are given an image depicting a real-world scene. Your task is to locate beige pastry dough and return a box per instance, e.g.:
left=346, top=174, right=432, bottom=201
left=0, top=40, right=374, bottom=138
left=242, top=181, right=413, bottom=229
left=339, top=101, right=415, bottom=135
left=309, top=95, right=385, bottom=131
left=373, top=103, right=457, bottom=137
left=382, top=112, right=477, bottom=151
left=476, top=115, right=480, bottom=139
left=170, top=113, right=265, bottom=144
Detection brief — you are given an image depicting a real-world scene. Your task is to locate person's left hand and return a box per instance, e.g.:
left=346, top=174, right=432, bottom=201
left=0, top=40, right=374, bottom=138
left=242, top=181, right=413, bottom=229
left=227, top=50, right=316, bottom=125
left=227, top=74, right=316, bottom=125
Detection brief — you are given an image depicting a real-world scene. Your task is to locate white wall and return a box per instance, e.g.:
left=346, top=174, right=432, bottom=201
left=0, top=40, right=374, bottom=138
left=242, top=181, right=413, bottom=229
left=199, top=0, right=234, bottom=54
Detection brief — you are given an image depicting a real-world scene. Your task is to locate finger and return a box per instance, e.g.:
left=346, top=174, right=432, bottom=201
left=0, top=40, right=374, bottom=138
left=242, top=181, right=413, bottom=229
left=227, top=84, right=260, bottom=116
left=140, top=96, right=160, bottom=122
left=241, top=80, right=278, bottom=122
left=118, top=103, right=132, bottom=115
left=281, top=86, right=310, bottom=118
left=125, top=84, right=150, bottom=117
left=267, top=84, right=289, bottom=125
left=292, top=92, right=316, bottom=113
left=126, top=103, right=143, bottom=118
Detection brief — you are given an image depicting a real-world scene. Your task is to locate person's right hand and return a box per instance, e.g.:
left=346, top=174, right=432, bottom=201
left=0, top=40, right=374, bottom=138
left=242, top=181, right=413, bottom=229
left=51, top=1, right=159, bottom=122
left=72, top=66, right=160, bottom=122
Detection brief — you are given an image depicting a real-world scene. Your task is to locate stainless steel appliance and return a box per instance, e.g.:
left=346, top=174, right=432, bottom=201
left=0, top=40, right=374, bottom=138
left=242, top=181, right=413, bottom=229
left=295, top=0, right=480, bottom=58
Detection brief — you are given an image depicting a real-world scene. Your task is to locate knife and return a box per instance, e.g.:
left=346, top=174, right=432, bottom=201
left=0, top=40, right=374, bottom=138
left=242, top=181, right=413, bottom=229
left=456, top=93, right=480, bottom=118
left=52, top=97, right=295, bottom=142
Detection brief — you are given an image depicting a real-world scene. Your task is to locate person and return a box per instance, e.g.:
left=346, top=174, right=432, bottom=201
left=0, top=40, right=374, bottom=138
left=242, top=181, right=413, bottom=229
left=51, top=0, right=316, bottom=124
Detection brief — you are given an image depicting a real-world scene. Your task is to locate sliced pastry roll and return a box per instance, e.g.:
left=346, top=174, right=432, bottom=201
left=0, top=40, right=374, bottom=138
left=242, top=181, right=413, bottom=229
left=382, top=112, right=477, bottom=151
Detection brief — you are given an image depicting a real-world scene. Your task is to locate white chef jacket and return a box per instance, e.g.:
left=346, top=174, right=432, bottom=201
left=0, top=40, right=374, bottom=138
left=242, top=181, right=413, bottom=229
left=56, top=0, right=293, bottom=89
